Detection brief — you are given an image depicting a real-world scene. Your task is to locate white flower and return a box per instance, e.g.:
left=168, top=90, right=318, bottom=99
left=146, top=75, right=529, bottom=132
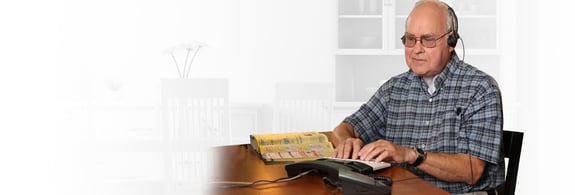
left=167, top=41, right=207, bottom=78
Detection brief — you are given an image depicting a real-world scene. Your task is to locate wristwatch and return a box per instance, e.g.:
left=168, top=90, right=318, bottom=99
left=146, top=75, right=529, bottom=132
left=411, top=146, right=427, bottom=167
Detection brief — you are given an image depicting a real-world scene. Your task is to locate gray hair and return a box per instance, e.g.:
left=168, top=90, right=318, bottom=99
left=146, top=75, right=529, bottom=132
left=406, top=0, right=454, bottom=33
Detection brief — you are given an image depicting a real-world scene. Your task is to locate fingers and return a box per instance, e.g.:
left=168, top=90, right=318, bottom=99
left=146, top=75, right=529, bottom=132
left=333, top=138, right=363, bottom=159
left=358, top=140, right=396, bottom=162
left=334, top=138, right=409, bottom=162
left=351, top=140, right=362, bottom=159
left=336, top=140, right=350, bottom=158
left=338, top=139, right=410, bottom=163
left=358, top=144, right=382, bottom=161
left=357, top=144, right=373, bottom=160
left=333, top=141, right=343, bottom=158
left=373, top=150, right=389, bottom=162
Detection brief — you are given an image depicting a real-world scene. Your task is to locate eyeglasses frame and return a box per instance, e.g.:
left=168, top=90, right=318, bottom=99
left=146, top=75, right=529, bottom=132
left=400, top=31, right=451, bottom=48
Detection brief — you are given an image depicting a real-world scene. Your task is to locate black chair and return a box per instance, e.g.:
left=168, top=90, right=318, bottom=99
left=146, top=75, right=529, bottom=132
left=497, top=130, right=524, bottom=195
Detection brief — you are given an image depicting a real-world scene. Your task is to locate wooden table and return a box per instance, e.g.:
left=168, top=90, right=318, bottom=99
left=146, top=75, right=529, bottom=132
left=209, top=144, right=449, bottom=195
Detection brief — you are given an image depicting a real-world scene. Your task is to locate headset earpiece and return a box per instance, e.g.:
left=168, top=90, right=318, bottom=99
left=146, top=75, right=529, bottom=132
left=447, top=33, right=458, bottom=47
left=446, top=5, right=459, bottom=47
left=447, top=32, right=458, bottom=47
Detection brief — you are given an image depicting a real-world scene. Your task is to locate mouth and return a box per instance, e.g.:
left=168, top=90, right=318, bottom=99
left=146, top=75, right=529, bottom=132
left=412, top=58, right=426, bottom=62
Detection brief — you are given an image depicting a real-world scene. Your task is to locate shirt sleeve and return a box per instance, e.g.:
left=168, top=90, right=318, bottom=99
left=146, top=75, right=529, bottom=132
left=344, top=85, right=388, bottom=144
left=458, top=77, right=503, bottom=164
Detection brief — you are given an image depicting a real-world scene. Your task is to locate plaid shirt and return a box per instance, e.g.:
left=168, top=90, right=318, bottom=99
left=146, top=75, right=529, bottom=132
left=344, top=55, right=505, bottom=193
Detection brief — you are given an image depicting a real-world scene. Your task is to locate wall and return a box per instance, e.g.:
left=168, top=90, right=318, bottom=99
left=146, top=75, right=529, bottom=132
left=1, top=0, right=570, bottom=194
left=55, top=0, right=334, bottom=105
left=0, top=0, right=335, bottom=194
left=534, top=0, right=575, bottom=194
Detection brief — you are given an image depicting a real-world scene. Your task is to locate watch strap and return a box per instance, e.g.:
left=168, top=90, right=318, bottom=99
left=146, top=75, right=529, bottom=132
left=411, top=147, right=426, bottom=167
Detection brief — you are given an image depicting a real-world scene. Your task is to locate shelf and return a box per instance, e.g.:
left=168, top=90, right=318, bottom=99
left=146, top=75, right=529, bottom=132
left=338, top=0, right=383, bottom=15
left=335, top=49, right=499, bottom=56
left=335, top=0, right=501, bottom=103
left=460, top=49, right=501, bottom=55
left=339, top=15, right=383, bottom=19
left=338, top=17, right=383, bottom=49
left=395, top=14, right=497, bottom=19
left=336, top=49, right=389, bottom=55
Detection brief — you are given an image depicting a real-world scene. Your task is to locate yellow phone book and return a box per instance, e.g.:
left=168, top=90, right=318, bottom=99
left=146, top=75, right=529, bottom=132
left=250, top=131, right=334, bottom=164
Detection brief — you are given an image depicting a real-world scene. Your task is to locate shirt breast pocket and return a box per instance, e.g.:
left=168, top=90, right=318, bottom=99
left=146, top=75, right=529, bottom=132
left=435, top=108, right=465, bottom=153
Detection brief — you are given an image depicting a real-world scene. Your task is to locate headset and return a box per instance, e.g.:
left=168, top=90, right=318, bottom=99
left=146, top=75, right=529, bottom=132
left=443, top=2, right=465, bottom=62
left=444, top=3, right=476, bottom=193
left=444, top=3, right=459, bottom=47
left=444, top=4, right=478, bottom=193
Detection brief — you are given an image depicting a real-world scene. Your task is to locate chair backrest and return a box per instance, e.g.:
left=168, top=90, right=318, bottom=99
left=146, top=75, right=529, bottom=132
left=161, top=78, right=230, bottom=146
left=273, top=82, right=334, bottom=133
left=160, top=78, right=229, bottom=194
left=498, top=130, right=524, bottom=195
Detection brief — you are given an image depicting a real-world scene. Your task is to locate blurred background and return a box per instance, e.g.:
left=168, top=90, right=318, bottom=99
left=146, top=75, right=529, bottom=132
left=0, top=0, right=571, bottom=194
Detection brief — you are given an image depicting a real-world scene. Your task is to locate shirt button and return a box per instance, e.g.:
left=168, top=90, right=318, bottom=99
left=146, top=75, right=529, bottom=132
left=425, top=121, right=430, bottom=125
left=428, top=98, right=433, bottom=102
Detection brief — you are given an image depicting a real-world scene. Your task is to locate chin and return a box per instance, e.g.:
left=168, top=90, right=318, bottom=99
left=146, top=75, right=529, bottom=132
left=410, top=68, right=431, bottom=76
left=408, top=64, right=427, bottom=74
left=412, top=71, right=427, bottom=76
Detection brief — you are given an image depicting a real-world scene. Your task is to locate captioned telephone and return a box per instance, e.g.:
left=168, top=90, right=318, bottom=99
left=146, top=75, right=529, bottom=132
left=285, top=158, right=391, bottom=195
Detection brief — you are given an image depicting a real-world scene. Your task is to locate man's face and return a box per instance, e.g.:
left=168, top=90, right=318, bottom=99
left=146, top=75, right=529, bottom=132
left=404, top=3, right=454, bottom=77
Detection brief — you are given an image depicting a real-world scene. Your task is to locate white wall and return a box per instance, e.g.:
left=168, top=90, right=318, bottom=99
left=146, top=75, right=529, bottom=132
left=54, top=0, right=334, bottom=105
left=0, top=0, right=570, bottom=194
left=535, top=0, right=575, bottom=193
left=1, top=0, right=335, bottom=194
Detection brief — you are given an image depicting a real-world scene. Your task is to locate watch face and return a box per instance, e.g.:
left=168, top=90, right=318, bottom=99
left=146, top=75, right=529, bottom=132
left=416, top=147, right=424, bottom=155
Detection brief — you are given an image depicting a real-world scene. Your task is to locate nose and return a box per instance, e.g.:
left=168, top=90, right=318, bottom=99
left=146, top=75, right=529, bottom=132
left=413, top=40, right=425, bottom=53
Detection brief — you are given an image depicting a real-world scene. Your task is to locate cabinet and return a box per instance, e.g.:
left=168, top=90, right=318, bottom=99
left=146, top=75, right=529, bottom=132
left=335, top=0, right=501, bottom=103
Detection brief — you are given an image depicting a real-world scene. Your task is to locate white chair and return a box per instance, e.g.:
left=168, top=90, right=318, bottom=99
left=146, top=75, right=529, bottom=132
left=160, top=78, right=229, bottom=195
left=273, top=82, right=334, bottom=133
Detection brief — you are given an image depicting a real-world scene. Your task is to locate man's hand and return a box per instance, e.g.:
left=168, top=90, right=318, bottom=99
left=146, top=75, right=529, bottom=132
left=357, top=139, right=415, bottom=163
left=332, top=137, right=364, bottom=159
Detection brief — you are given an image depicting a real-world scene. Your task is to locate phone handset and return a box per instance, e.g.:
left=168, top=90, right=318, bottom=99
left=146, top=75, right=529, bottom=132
left=284, top=159, right=391, bottom=195
left=339, top=169, right=391, bottom=195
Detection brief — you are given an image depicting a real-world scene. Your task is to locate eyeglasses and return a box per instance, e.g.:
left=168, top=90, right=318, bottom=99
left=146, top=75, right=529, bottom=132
left=401, top=31, right=450, bottom=48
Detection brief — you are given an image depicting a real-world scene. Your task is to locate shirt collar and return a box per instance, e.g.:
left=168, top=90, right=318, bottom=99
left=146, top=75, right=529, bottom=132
left=408, top=53, right=462, bottom=93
